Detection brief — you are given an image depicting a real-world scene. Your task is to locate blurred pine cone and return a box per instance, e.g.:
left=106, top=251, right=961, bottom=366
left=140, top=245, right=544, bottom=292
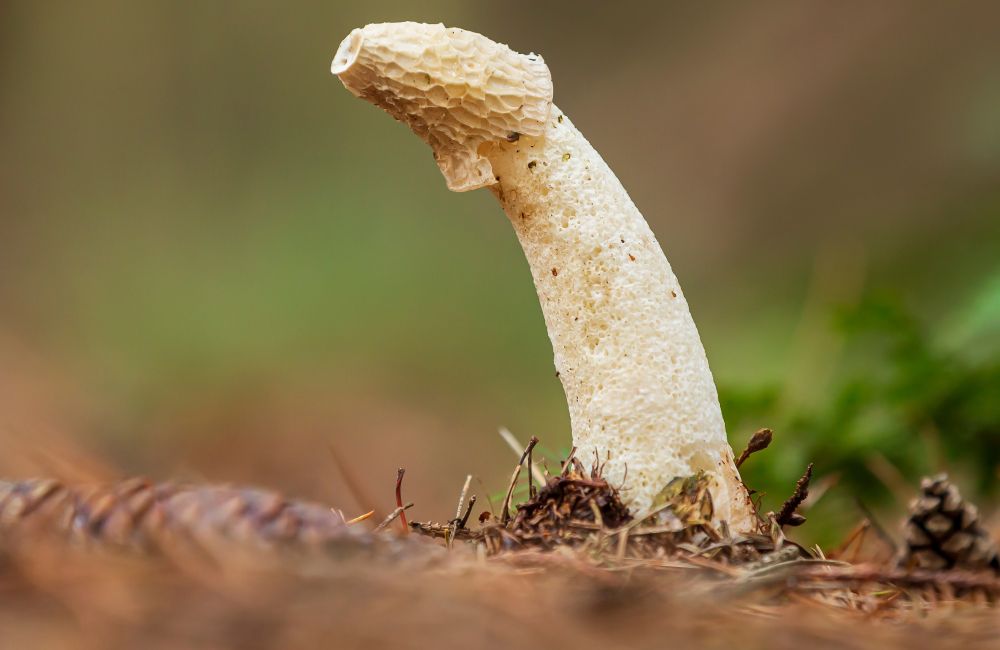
left=898, top=474, right=999, bottom=573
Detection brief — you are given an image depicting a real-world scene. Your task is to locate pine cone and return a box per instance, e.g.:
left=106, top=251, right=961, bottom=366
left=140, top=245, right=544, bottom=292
left=0, top=477, right=403, bottom=561
left=898, top=474, right=999, bottom=573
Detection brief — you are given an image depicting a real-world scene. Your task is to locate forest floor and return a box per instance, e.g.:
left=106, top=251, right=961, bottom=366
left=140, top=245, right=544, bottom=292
left=1, top=345, right=998, bottom=649
left=1, top=446, right=999, bottom=650
left=2, top=525, right=999, bottom=650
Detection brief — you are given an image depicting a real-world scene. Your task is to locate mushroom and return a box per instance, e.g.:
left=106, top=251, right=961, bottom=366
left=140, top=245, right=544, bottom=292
left=332, top=22, right=757, bottom=531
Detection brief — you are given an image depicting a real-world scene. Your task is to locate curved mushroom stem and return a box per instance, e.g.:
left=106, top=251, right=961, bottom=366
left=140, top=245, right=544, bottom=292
left=333, top=22, right=757, bottom=531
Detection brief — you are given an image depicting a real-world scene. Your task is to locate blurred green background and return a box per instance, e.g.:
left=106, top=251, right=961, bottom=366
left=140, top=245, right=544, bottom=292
left=1, top=1, right=998, bottom=544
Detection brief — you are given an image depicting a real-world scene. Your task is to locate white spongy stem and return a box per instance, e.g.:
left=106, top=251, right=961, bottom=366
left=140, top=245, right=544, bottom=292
left=482, top=110, right=755, bottom=529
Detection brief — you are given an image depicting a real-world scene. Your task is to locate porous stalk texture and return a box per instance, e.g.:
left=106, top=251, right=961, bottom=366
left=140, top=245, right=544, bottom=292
left=482, top=114, right=753, bottom=528
left=334, top=23, right=756, bottom=530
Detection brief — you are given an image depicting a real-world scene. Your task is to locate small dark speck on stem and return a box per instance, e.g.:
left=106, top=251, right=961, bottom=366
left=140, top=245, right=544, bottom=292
left=670, top=290, right=677, bottom=298
left=551, top=267, right=559, bottom=277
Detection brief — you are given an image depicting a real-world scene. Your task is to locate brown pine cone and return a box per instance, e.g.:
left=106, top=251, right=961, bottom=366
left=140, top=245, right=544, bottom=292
left=898, top=474, right=999, bottom=573
left=0, top=477, right=423, bottom=565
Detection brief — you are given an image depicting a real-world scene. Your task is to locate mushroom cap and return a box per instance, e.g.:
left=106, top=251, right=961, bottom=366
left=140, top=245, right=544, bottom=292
left=332, top=22, right=553, bottom=192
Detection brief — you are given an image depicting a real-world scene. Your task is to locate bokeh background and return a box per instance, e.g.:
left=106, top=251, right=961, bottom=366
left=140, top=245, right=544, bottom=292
left=1, top=1, right=998, bottom=544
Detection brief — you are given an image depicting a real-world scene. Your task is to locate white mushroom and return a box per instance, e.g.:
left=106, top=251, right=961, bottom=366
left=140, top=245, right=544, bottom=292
left=332, top=22, right=757, bottom=531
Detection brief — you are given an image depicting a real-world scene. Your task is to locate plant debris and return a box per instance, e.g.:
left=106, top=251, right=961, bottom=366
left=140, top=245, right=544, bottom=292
left=394, top=467, right=409, bottom=533
left=3, top=435, right=1000, bottom=620
left=736, top=428, right=773, bottom=468
left=410, top=440, right=795, bottom=566
left=406, top=435, right=1000, bottom=614
left=774, top=462, right=813, bottom=528
left=374, top=502, right=414, bottom=533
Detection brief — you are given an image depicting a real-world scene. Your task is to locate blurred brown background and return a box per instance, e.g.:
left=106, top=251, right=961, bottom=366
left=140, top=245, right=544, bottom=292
left=1, top=1, right=998, bottom=539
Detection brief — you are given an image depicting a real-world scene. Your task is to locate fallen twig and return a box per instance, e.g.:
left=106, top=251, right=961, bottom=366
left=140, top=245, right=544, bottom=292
left=395, top=468, right=409, bottom=534
left=498, top=427, right=545, bottom=486
left=448, top=474, right=473, bottom=547
left=730, top=561, right=1000, bottom=600
left=345, top=510, right=375, bottom=525
left=559, top=446, right=577, bottom=475
left=375, top=502, right=414, bottom=533
left=527, top=443, right=536, bottom=499
left=459, top=495, right=477, bottom=529
left=409, top=520, right=482, bottom=542
left=501, top=437, right=539, bottom=525
left=776, top=463, right=812, bottom=528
